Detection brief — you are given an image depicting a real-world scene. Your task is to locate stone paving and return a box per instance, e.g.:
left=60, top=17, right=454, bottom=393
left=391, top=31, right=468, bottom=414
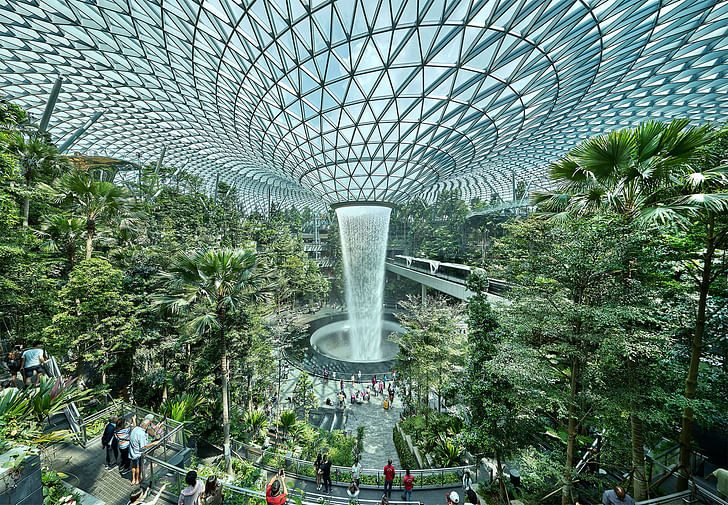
left=277, top=363, right=403, bottom=469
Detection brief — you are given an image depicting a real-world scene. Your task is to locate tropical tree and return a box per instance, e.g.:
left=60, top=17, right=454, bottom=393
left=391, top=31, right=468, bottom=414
left=391, top=295, right=466, bottom=422
left=2, top=132, right=60, bottom=227
left=154, top=248, right=269, bottom=474
left=41, top=170, right=137, bottom=259
left=532, top=119, right=717, bottom=498
left=38, top=214, right=85, bottom=266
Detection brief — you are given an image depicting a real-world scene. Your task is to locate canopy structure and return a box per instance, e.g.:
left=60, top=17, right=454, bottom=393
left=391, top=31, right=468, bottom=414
left=2, top=0, right=728, bottom=210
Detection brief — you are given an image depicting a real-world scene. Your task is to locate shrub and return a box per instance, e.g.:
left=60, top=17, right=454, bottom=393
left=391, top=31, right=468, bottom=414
left=393, top=427, right=419, bottom=470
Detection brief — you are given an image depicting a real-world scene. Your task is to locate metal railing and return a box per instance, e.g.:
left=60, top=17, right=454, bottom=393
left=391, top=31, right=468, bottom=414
left=76, top=400, right=186, bottom=451
left=146, top=453, right=422, bottom=505
left=231, top=439, right=474, bottom=488
left=45, top=356, right=82, bottom=434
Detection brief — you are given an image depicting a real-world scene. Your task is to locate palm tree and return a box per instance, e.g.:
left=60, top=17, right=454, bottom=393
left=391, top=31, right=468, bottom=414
left=278, top=410, right=297, bottom=443
left=41, top=170, right=137, bottom=259
left=38, top=214, right=85, bottom=266
left=2, top=132, right=60, bottom=226
left=245, top=409, right=268, bottom=442
left=155, top=248, right=269, bottom=474
left=533, top=119, right=716, bottom=502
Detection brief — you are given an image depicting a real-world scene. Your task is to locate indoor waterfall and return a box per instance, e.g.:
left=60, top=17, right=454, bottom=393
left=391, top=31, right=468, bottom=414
left=335, top=205, right=392, bottom=361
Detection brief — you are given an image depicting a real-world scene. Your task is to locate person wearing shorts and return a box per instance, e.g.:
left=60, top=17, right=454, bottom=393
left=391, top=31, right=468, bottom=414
left=21, top=342, right=47, bottom=386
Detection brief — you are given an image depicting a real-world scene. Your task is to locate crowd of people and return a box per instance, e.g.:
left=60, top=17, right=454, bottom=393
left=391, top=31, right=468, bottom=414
left=321, top=370, right=398, bottom=409
left=103, top=412, right=220, bottom=505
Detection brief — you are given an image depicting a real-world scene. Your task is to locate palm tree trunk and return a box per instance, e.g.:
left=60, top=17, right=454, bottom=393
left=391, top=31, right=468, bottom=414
left=22, top=170, right=31, bottom=227
left=22, top=196, right=29, bottom=227
left=562, top=358, right=579, bottom=505
left=221, top=324, right=233, bottom=474
left=631, top=414, right=647, bottom=500
left=677, top=219, right=715, bottom=491
left=85, top=231, right=94, bottom=260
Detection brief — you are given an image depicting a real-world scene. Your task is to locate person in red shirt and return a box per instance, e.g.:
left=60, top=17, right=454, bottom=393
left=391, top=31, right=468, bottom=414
left=383, top=459, right=395, bottom=498
left=402, top=469, right=415, bottom=502
left=266, top=469, right=288, bottom=505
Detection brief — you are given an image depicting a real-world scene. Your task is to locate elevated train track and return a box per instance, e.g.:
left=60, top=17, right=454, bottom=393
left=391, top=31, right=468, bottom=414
left=386, top=255, right=509, bottom=302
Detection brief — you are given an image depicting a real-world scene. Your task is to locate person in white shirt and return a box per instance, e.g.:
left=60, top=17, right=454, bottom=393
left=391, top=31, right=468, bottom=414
left=21, top=342, right=47, bottom=385
left=351, top=459, right=362, bottom=486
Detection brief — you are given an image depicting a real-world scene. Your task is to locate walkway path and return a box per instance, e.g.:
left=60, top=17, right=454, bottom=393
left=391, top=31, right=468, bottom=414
left=277, top=364, right=403, bottom=468
left=49, top=439, right=146, bottom=505
left=283, top=470, right=459, bottom=505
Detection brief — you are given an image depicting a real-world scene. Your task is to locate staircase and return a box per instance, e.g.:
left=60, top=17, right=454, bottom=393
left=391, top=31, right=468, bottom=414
left=309, top=407, right=348, bottom=432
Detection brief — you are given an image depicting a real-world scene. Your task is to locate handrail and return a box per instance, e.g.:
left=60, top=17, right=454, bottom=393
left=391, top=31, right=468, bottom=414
left=232, top=438, right=474, bottom=487
left=145, top=453, right=422, bottom=505
left=76, top=400, right=185, bottom=449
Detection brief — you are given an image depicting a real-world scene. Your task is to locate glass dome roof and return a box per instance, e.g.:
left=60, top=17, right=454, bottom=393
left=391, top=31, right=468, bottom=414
left=2, top=0, right=728, bottom=209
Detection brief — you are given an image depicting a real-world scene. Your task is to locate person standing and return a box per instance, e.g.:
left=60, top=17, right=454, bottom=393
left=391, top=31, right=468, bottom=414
left=321, top=455, right=332, bottom=494
left=351, top=458, right=362, bottom=486
left=315, top=453, right=323, bottom=491
left=602, top=486, right=635, bottom=505
left=203, top=475, right=223, bottom=505
left=462, top=470, right=472, bottom=493
left=357, top=370, right=361, bottom=383
left=178, top=470, right=205, bottom=505
left=266, top=469, right=288, bottom=505
left=383, top=459, right=395, bottom=498
left=708, top=469, right=728, bottom=500
left=129, top=415, right=160, bottom=485
left=351, top=373, right=356, bottom=386
left=21, top=341, right=47, bottom=385
left=402, top=469, right=414, bottom=502
left=115, top=417, right=132, bottom=473
left=102, top=415, right=119, bottom=471
left=7, top=345, right=23, bottom=387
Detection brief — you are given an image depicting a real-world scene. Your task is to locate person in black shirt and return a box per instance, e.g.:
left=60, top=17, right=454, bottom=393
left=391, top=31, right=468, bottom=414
left=102, top=415, right=119, bottom=470
left=320, top=455, right=332, bottom=494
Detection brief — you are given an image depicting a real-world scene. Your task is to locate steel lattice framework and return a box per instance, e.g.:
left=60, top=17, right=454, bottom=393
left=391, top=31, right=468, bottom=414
left=2, top=0, right=728, bottom=210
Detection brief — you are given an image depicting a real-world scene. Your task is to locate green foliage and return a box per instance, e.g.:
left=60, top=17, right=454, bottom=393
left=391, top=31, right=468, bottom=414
left=393, top=427, right=419, bottom=470
left=392, top=295, right=465, bottom=418
left=160, top=393, right=204, bottom=422
left=0, top=376, right=93, bottom=451
left=42, top=469, right=81, bottom=505
left=44, top=258, right=140, bottom=382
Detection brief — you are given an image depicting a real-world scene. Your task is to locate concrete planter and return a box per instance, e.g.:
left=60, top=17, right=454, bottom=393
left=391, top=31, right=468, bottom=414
left=0, top=446, right=41, bottom=505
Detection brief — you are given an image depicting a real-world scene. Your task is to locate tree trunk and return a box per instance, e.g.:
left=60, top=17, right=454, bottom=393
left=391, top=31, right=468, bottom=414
left=562, top=359, right=579, bottom=505
left=677, top=221, right=714, bottom=491
left=101, top=334, right=107, bottom=386
left=631, top=414, right=647, bottom=500
left=247, top=374, right=253, bottom=413
left=22, top=196, right=29, bottom=227
left=496, top=451, right=510, bottom=505
left=85, top=230, right=94, bottom=260
left=161, top=355, right=168, bottom=402
left=221, top=324, right=232, bottom=474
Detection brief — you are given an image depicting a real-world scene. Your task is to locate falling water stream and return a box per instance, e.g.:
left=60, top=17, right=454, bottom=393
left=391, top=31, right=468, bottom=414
left=335, top=205, right=392, bottom=361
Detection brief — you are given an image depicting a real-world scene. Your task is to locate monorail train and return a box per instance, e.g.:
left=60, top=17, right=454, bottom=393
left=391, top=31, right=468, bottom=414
left=391, top=255, right=510, bottom=296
